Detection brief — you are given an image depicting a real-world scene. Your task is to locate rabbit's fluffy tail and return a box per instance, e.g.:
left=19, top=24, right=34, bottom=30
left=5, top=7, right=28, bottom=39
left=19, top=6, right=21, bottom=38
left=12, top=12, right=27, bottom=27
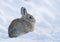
left=9, top=34, right=17, bottom=38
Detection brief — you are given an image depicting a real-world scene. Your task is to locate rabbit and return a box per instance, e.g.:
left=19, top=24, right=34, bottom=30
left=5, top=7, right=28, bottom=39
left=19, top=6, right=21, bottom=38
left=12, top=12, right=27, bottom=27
left=8, top=7, right=35, bottom=38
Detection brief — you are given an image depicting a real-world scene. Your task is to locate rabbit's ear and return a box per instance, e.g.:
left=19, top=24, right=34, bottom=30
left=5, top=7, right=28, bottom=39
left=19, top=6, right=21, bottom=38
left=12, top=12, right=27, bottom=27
left=21, top=7, right=27, bottom=16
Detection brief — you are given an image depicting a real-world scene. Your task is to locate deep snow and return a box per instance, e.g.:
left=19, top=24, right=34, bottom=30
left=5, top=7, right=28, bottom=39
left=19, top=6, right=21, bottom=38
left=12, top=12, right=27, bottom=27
left=0, top=0, right=60, bottom=42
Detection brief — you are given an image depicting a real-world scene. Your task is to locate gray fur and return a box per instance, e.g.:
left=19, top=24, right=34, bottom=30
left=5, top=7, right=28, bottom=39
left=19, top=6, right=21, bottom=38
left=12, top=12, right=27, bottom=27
left=8, top=7, right=35, bottom=38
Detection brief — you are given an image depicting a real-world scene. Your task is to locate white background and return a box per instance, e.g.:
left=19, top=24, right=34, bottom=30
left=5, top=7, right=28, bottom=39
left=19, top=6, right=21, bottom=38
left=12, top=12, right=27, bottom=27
left=0, top=0, right=60, bottom=42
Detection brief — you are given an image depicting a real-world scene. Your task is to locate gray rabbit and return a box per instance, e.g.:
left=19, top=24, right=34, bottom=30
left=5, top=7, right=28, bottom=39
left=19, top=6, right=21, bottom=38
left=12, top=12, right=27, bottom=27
left=8, top=7, right=35, bottom=38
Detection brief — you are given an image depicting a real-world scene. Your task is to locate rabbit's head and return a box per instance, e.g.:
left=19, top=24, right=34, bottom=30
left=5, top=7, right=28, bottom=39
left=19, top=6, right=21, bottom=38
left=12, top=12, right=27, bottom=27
left=21, top=7, right=35, bottom=23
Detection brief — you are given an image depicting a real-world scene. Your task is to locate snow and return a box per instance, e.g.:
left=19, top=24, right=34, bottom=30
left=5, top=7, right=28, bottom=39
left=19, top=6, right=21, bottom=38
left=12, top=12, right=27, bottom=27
left=0, top=0, right=60, bottom=42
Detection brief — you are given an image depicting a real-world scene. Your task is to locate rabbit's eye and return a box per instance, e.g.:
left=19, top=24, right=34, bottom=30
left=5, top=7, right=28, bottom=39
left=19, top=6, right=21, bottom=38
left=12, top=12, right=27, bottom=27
left=29, top=16, right=32, bottom=19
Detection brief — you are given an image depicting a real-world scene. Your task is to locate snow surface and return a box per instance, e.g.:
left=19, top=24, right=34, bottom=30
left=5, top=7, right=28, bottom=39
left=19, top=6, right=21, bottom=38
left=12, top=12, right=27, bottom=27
left=0, top=0, right=60, bottom=42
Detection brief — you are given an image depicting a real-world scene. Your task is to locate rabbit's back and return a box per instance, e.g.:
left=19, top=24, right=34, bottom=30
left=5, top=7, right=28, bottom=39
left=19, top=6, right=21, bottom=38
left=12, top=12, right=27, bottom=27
left=8, top=18, right=34, bottom=38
